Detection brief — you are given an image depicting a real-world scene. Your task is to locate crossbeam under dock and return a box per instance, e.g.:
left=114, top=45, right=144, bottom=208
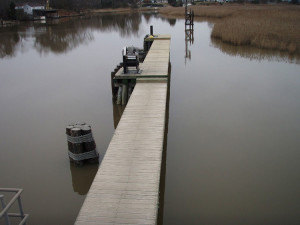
left=75, top=35, right=171, bottom=225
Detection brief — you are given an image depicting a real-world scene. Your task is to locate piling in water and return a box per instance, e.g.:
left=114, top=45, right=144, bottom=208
left=117, top=86, right=123, bottom=105
left=66, top=123, right=99, bottom=166
left=122, top=80, right=128, bottom=106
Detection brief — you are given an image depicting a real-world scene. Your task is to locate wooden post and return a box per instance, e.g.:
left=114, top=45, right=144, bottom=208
left=122, top=80, right=128, bottom=105
left=117, top=86, right=122, bottom=105
left=123, top=55, right=127, bottom=73
left=81, top=125, right=98, bottom=164
left=66, top=125, right=74, bottom=162
left=66, top=123, right=99, bottom=166
left=111, top=72, right=116, bottom=98
left=71, top=128, right=84, bottom=166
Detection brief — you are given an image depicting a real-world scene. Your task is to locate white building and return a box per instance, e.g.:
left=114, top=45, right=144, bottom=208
left=15, top=3, right=45, bottom=15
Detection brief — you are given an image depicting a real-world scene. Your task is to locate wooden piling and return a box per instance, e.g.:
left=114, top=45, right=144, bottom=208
left=117, top=86, right=122, bottom=105
left=122, top=80, right=128, bottom=105
left=81, top=125, right=98, bottom=164
left=70, top=128, right=84, bottom=166
left=66, top=125, right=74, bottom=162
left=66, top=123, right=99, bottom=166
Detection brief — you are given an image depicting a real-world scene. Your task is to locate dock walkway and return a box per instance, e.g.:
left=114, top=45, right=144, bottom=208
left=75, top=35, right=170, bottom=225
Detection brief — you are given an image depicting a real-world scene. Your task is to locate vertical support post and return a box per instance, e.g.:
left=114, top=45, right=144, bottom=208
left=111, top=72, right=115, bottom=98
left=123, top=55, right=127, bottom=73
left=81, top=125, right=98, bottom=164
left=17, top=196, right=26, bottom=225
left=66, top=125, right=74, bottom=162
left=122, top=79, right=128, bottom=105
left=0, top=195, right=10, bottom=225
left=71, top=128, right=84, bottom=166
left=117, top=86, right=122, bottom=105
left=150, top=25, right=153, bottom=36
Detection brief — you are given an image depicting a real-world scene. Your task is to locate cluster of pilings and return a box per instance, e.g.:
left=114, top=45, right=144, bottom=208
left=110, top=26, right=155, bottom=106
left=111, top=64, right=136, bottom=106
left=66, top=123, right=99, bottom=166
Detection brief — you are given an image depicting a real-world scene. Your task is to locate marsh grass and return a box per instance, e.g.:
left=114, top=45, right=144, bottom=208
left=159, top=5, right=300, bottom=54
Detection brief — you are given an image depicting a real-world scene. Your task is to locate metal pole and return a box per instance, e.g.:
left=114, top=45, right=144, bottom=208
left=150, top=25, right=153, bottom=36
left=0, top=195, right=11, bottom=225
left=17, top=197, right=26, bottom=225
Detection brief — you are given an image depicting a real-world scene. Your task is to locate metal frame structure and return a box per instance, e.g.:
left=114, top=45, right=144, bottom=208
left=0, top=188, right=29, bottom=225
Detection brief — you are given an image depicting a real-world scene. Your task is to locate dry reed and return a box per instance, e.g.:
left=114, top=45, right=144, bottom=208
left=159, top=5, right=300, bottom=54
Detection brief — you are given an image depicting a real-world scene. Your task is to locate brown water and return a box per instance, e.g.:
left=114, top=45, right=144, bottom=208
left=1, top=13, right=300, bottom=225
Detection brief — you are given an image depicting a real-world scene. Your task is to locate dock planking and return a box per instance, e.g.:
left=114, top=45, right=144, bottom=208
left=75, top=35, right=170, bottom=225
left=114, top=35, right=170, bottom=80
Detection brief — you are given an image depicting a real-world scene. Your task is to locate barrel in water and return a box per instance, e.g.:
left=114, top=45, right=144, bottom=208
left=66, top=123, right=99, bottom=166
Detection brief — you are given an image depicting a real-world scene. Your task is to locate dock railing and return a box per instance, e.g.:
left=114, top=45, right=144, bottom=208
left=0, top=188, right=29, bottom=225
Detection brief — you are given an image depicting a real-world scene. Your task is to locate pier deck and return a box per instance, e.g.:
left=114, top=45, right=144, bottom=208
left=75, top=35, right=170, bottom=225
left=114, top=36, right=170, bottom=79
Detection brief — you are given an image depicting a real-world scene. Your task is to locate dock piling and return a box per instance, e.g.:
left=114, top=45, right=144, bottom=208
left=70, top=128, right=84, bottom=166
left=66, top=123, right=99, bottom=166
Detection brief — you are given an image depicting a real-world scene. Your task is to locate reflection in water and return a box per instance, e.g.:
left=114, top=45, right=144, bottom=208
left=167, top=18, right=176, bottom=27
left=185, top=28, right=194, bottom=64
left=34, top=23, right=94, bottom=55
left=70, top=163, right=98, bottom=195
left=0, top=26, right=22, bottom=58
left=0, top=13, right=143, bottom=58
left=143, top=13, right=152, bottom=24
left=95, top=13, right=142, bottom=37
left=211, top=37, right=300, bottom=64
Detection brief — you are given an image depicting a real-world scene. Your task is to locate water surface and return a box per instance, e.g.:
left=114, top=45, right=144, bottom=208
left=0, top=13, right=300, bottom=225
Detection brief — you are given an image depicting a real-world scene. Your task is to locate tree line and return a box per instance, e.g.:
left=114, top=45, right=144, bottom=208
left=0, top=0, right=140, bottom=19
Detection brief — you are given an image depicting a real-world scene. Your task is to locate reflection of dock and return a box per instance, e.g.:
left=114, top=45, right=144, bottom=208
left=75, top=35, right=171, bottom=225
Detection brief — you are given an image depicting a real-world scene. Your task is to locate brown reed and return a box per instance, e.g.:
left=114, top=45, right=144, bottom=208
left=159, top=5, right=300, bottom=54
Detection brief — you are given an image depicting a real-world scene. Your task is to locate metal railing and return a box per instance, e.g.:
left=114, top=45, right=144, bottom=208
left=0, top=188, right=29, bottom=225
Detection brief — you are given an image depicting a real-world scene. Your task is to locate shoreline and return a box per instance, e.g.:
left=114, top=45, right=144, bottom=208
left=159, top=4, right=300, bottom=54
left=2, top=4, right=299, bottom=55
left=0, top=7, right=158, bottom=27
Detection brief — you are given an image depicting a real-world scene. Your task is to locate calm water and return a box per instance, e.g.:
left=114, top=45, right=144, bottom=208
left=1, top=13, right=300, bottom=225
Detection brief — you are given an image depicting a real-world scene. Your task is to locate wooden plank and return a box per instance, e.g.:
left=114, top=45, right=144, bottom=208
left=115, top=39, right=170, bottom=80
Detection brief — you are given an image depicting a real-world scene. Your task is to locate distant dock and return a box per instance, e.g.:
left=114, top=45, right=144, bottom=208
left=75, top=34, right=171, bottom=225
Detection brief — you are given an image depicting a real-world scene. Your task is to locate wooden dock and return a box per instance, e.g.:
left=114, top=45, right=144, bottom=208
left=114, top=36, right=170, bottom=80
left=75, top=35, right=171, bottom=225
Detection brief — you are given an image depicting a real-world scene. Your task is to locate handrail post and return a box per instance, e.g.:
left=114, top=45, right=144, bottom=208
left=0, top=195, right=11, bottom=225
left=0, top=188, right=28, bottom=225
left=17, top=197, right=26, bottom=225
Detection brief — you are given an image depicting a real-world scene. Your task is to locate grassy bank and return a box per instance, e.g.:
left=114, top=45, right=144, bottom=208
left=159, top=5, right=300, bottom=54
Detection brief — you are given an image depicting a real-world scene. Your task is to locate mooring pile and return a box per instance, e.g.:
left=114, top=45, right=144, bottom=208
left=66, top=123, right=99, bottom=166
left=110, top=26, right=155, bottom=106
